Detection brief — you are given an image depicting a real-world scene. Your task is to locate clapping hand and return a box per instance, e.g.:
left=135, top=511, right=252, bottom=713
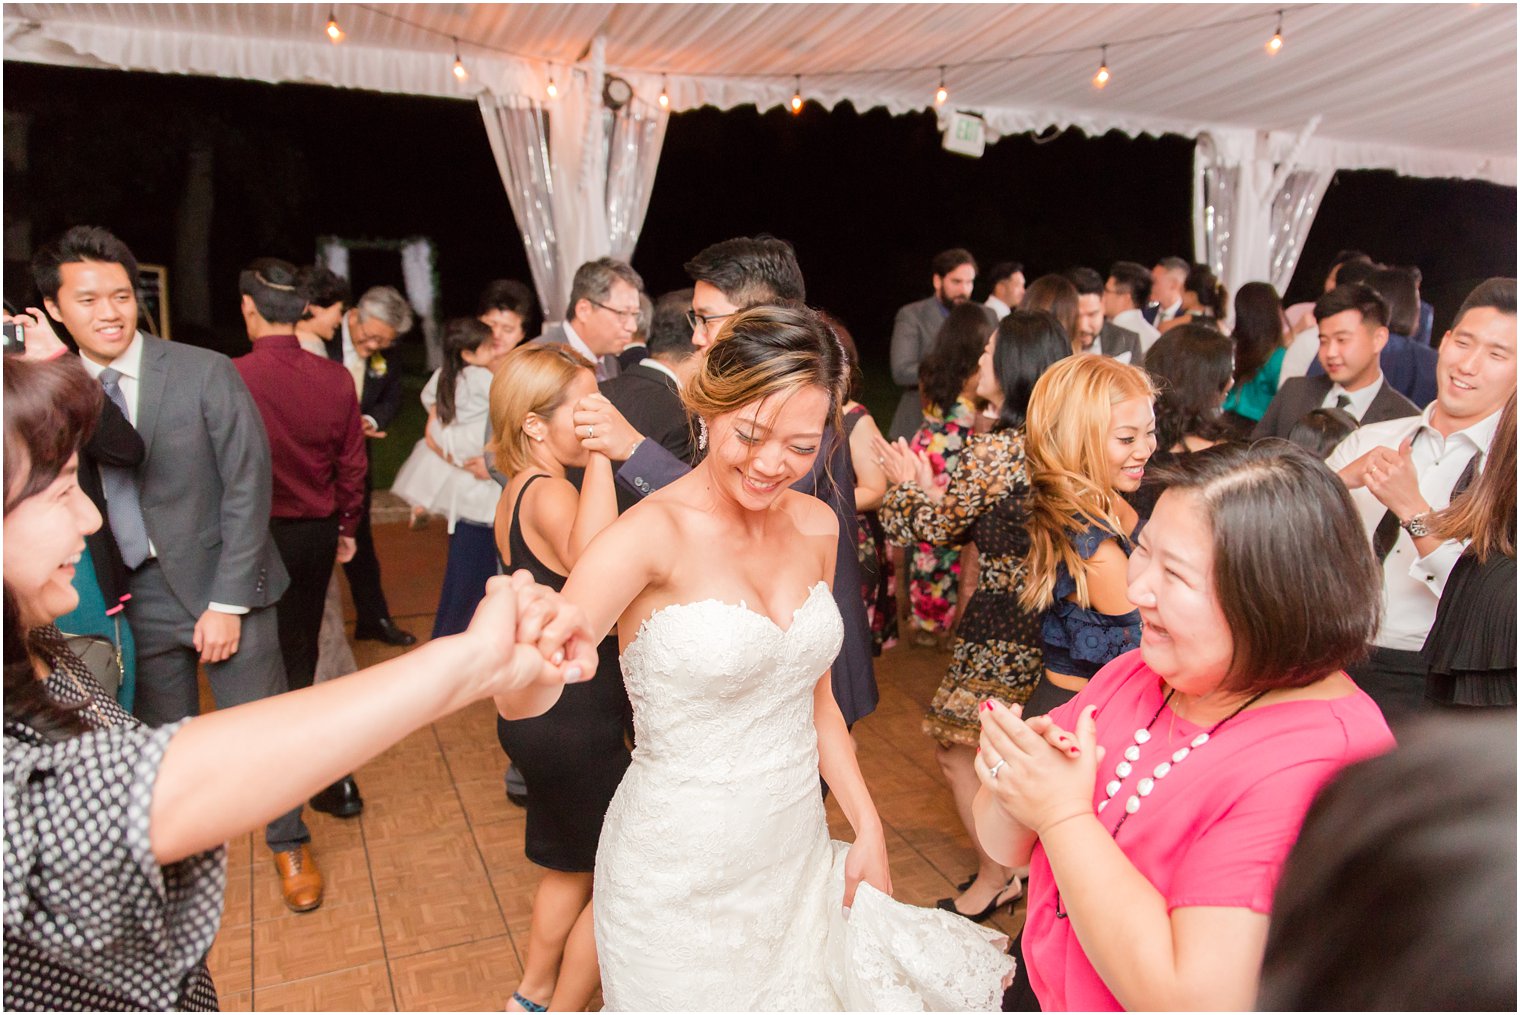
left=871, top=435, right=944, bottom=499
left=976, top=701, right=1101, bottom=836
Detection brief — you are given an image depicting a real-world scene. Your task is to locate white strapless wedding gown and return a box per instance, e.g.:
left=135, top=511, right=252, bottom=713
left=595, top=582, right=1016, bottom=1011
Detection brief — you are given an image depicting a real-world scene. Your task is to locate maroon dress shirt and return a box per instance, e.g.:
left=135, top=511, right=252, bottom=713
left=234, top=334, right=367, bottom=536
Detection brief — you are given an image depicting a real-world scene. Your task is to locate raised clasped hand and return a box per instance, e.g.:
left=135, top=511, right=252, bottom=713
left=975, top=700, right=1103, bottom=836
left=464, top=572, right=597, bottom=694
left=571, top=393, right=643, bottom=461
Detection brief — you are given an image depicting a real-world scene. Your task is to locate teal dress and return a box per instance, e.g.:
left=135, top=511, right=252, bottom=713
left=55, top=543, right=136, bottom=711
left=1223, top=345, right=1287, bottom=423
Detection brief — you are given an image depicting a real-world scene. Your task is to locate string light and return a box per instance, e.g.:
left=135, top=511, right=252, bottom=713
left=934, top=65, right=948, bottom=106
left=790, top=75, right=803, bottom=114
left=1093, top=45, right=1110, bottom=88
left=1266, top=10, right=1284, bottom=54
left=658, top=75, right=670, bottom=109
left=451, top=38, right=468, bottom=81
left=546, top=69, right=558, bottom=100
left=324, top=7, right=344, bottom=44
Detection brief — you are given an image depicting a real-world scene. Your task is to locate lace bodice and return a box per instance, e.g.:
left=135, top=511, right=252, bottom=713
left=596, top=583, right=1015, bottom=1011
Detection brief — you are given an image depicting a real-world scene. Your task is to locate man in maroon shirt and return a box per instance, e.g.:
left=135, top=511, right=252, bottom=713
left=233, top=257, right=367, bottom=911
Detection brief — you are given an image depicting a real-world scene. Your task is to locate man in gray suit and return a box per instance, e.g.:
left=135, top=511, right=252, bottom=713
left=887, top=248, right=995, bottom=440
left=1255, top=285, right=1420, bottom=440
left=34, top=227, right=319, bottom=912
left=1068, top=267, right=1142, bottom=363
left=534, top=257, right=643, bottom=381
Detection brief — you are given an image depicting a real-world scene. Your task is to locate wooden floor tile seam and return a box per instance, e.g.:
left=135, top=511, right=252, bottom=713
left=427, top=718, right=527, bottom=971
left=354, top=810, right=404, bottom=1012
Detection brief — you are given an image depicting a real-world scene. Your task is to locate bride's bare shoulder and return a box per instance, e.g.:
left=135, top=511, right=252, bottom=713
left=778, top=488, right=839, bottom=539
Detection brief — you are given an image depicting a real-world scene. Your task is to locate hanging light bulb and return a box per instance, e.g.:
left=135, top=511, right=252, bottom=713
left=324, top=7, right=344, bottom=44
left=546, top=70, right=559, bottom=100
left=1093, top=45, right=1111, bottom=89
left=658, top=75, right=670, bottom=109
left=1266, top=10, right=1284, bottom=54
left=934, top=65, right=949, bottom=106
left=790, top=75, right=803, bottom=114
left=451, top=39, right=468, bottom=81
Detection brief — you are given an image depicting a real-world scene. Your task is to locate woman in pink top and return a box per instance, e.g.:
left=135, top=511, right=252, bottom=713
left=972, top=441, right=1396, bottom=1010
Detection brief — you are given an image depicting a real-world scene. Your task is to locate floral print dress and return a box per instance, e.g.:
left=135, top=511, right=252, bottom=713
left=905, top=395, right=978, bottom=634
left=880, top=428, right=1045, bottom=746
left=844, top=405, right=898, bottom=655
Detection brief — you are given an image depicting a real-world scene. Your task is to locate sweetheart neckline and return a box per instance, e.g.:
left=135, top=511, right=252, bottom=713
left=624, top=581, right=831, bottom=653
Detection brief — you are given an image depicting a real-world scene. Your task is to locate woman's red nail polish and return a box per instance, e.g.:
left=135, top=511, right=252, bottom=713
left=980, top=700, right=993, bottom=712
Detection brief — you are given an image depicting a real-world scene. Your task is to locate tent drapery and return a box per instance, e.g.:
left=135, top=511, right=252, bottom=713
left=477, top=36, right=667, bottom=324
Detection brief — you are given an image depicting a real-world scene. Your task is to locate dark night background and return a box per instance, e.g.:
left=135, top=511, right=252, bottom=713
left=5, top=62, right=1515, bottom=475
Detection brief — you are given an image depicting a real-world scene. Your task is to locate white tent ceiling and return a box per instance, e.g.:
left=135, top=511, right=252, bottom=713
left=4, top=3, right=1516, bottom=184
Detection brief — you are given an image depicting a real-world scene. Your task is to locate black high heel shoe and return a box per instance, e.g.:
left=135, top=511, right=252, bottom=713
left=936, top=876, right=1024, bottom=923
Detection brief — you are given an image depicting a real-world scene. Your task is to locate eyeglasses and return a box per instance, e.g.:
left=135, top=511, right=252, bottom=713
left=590, top=300, right=642, bottom=323
left=685, top=309, right=738, bottom=334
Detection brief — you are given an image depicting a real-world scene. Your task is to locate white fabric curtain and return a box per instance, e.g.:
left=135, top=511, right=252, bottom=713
left=1266, top=168, right=1334, bottom=294
left=399, top=239, right=440, bottom=370
left=477, top=36, right=668, bottom=325
left=478, top=93, right=567, bottom=323
left=318, top=239, right=350, bottom=282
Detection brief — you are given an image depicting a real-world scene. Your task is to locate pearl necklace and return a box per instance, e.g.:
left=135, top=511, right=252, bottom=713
left=1053, top=684, right=1266, bottom=919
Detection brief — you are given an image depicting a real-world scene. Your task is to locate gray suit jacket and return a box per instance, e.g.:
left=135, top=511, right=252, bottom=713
left=887, top=297, right=996, bottom=440
left=133, top=335, right=289, bottom=614
left=1098, top=321, right=1143, bottom=363
left=1252, top=374, right=1420, bottom=441
left=534, top=322, right=621, bottom=381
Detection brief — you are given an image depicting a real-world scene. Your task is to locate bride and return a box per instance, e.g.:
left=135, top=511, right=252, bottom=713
left=544, top=305, right=1014, bottom=1010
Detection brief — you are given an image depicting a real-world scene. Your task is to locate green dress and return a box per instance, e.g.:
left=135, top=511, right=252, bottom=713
left=1222, top=345, right=1287, bottom=422
left=55, top=543, right=136, bottom=711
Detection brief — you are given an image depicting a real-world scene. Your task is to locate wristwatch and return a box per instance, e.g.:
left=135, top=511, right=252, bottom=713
left=1400, top=511, right=1432, bottom=537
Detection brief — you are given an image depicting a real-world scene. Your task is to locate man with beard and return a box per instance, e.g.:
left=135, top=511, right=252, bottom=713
left=887, top=248, right=996, bottom=441
left=1067, top=266, right=1142, bottom=363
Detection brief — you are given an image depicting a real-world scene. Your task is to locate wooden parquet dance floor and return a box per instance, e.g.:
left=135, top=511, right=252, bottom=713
left=206, top=516, right=1024, bottom=1011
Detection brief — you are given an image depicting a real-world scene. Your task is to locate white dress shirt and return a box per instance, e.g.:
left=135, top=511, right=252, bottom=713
left=1321, top=375, right=1385, bottom=421
left=1280, top=322, right=1320, bottom=381
left=984, top=295, right=1011, bottom=321
left=1111, top=309, right=1161, bottom=353
left=639, top=357, right=682, bottom=386
left=561, top=320, right=607, bottom=379
left=1325, top=405, right=1502, bottom=650
left=339, top=316, right=379, bottom=428
left=78, top=332, right=247, bottom=614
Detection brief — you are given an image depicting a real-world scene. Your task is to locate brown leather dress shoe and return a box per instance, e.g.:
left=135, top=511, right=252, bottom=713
left=273, top=844, right=324, bottom=913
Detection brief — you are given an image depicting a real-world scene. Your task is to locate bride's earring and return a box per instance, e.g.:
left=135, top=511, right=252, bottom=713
left=698, top=418, right=708, bottom=452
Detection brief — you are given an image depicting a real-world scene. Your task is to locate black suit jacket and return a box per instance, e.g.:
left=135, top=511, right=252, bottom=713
left=323, top=333, right=402, bottom=432
left=599, top=362, right=694, bottom=514
left=1253, top=375, right=1420, bottom=441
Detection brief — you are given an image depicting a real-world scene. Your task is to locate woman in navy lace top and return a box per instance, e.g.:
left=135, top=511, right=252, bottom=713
left=1019, top=356, right=1156, bottom=716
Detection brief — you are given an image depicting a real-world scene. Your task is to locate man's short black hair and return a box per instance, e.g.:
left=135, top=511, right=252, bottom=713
left=1107, top=261, right=1152, bottom=307
left=31, top=225, right=140, bottom=303
left=1314, top=282, right=1390, bottom=329
left=239, top=257, right=308, bottom=325
left=646, top=289, right=699, bottom=361
left=1453, top=277, right=1518, bottom=327
left=296, top=265, right=351, bottom=311
left=684, top=235, right=805, bottom=307
left=931, top=247, right=977, bottom=279
left=1064, top=267, right=1104, bottom=297
left=987, top=261, right=1024, bottom=286
left=1334, top=259, right=1378, bottom=288
left=477, top=278, right=539, bottom=336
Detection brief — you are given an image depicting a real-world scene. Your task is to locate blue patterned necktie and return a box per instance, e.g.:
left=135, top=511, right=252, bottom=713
left=96, top=368, right=151, bottom=569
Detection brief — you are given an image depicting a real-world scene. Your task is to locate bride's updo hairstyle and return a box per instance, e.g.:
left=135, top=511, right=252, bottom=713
left=684, top=303, right=849, bottom=437
left=490, top=343, right=595, bottom=476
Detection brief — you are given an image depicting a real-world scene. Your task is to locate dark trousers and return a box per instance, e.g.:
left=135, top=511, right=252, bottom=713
left=342, top=479, right=392, bottom=628
left=431, top=520, right=500, bottom=640
left=1349, top=645, right=1429, bottom=735
left=271, top=516, right=339, bottom=692
left=127, top=560, right=309, bottom=852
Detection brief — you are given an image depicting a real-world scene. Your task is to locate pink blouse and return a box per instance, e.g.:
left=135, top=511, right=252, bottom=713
left=1021, top=650, right=1395, bottom=1011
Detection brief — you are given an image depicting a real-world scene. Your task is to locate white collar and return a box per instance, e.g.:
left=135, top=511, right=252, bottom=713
left=562, top=319, right=598, bottom=364
left=1419, top=400, right=1504, bottom=454
left=985, top=295, right=1010, bottom=317
left=78, top=330, right=145, bottom=381
left=640, top=358, right=681, bottom=385
left=1329, top=374, right=1384, bottom=414
left=340, top=314, right=358, bottom=362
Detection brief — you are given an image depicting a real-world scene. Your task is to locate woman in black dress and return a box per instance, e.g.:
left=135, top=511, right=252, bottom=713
left=1422, top=392, right=1516, bottom=709
left=1127, top=323, right=1235, bottom=519
left=490, top=343, right=632, bottom=1012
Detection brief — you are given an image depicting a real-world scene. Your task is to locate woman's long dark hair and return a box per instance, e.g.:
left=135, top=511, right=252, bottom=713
left=435, top=317, right=495, bottom=426
left=3, top=355, right=101, bottom=739
left=1144, top=323, right=1235, bottom=450
left=1231, top=281, right=1287, bottom=388
left=919, top=302, right=992, bottom=416
left=991, top=310, right=1070, bottom=431
left=1185, top=263, right=1229, bottom=319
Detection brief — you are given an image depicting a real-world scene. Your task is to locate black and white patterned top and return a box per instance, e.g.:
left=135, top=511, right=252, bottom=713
left=3, top=628, right=225, bottom=1011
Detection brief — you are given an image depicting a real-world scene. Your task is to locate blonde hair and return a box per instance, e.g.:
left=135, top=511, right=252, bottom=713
left=489, top=343, right=595, bottom=477
left=1020, top=355, right=1156, bottom=612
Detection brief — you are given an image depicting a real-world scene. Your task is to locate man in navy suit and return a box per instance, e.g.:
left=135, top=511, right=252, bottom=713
left=323, top=285, right=416, bottom=647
